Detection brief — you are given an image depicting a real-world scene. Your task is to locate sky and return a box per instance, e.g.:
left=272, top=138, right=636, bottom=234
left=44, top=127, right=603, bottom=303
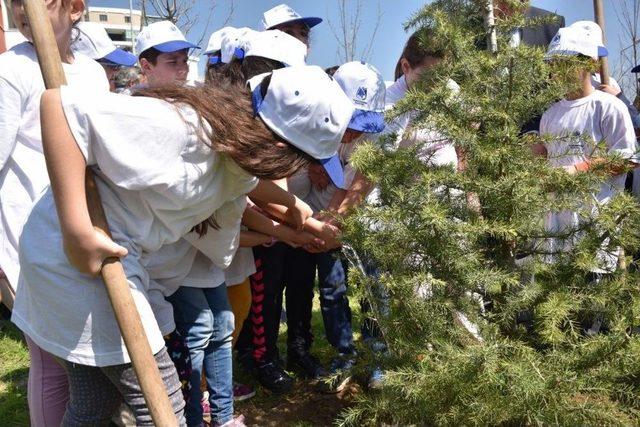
left=95, top=0, right=632, bottom=82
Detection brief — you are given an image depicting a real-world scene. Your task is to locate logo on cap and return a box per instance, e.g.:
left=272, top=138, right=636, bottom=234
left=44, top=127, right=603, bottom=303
left=356, top=86, right=368, bottom=102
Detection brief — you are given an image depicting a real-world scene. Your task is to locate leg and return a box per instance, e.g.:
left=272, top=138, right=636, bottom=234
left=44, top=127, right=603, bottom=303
left=58, top=359, right=122, bottom=426
left=317, top=252, right=355, bottom=355
left=25, top=336, right=69, bottom=427
left=257, top=244, right=288, bottom=364
left=101, top=348, right=186, bottom=426
left=226, top=279, right=251, bottom=346
left=284, top=247, right=317, bottom=358
left=242, top=245, right=293, bottom=393
left=168, top=286, right=214, bottom=426
left=202, top=286, right=235, bottom=425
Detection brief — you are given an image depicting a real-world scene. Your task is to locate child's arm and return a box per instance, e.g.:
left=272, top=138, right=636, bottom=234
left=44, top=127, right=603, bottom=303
left=40, top=89, right=128, bottom=275
left=242, top=206, right=324, bottom=249
left=333, top=171, right=374, bottom=217
left=247, top=179, right=313, bottom=230
left=239, top=230, right=273, bottom=247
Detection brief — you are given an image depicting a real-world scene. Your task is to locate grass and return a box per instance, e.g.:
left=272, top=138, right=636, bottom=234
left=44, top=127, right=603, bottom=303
left=0, top=294, right=364, bottom=426
left=0, top=309, right=30, bottom=427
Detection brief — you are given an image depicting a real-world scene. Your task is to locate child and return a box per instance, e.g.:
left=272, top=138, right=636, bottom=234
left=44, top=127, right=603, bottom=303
left=540, top=22, right=638, bottom=310
left=261, top=3, right=322, bottom=47
left=12, top=65, right=354, bottom=425
left=73, top=21, right=137, bottom=91
left=135, top=20, right=199, bottom=87
left=0, top=0, right=109, bottom=424
left=286, top=61, right=387, bottom=391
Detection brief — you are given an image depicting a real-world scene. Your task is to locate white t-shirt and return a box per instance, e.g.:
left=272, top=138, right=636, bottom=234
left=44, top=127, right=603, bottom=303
left=224, top=247, right=256, bottom=286
left=12, top=88, right=258, bottom=366
left=0, top=42, right=109, bottom=290
left=366, top=76, right=459, bottom=205
left=540, top=89, right=638, bottom=272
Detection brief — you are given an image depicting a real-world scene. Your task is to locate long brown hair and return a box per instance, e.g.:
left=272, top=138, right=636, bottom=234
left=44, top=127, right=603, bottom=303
left=135, top=83, right=311, bottom=181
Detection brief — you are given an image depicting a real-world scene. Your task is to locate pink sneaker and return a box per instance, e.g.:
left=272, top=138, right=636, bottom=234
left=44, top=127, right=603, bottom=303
left=233, top=383, right=255, bottom=401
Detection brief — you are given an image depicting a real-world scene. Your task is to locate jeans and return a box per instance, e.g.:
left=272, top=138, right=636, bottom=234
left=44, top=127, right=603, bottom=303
left=286, top=248, right=355, bottom=356
left=169, top=285, right=235, bottom=426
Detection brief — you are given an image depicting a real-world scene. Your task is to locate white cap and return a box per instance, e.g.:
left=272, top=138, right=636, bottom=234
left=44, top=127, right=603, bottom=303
left=135, top=21, right=199, bottom=57
left=244, top=30, right=307, bottom=67
left=249, top=65, right=354, bottom=160
left=333, top=61, right=386, bottom=133
left=205, top=26, right=236, bottom=55
left=73, top=22, right=137, bottom=66
left=546, top=21, right=608, bottom=60
left=220, top=27, right=253, bottom=64
left=261, top=4, right=322, bottom=31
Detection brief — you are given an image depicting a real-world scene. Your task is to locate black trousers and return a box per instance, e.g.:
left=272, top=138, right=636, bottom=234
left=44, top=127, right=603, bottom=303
left=236, top=243, right=315, bottom=364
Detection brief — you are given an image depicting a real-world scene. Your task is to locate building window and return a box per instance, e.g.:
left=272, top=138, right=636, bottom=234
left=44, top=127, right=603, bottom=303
left=99, top=14, right=108, bottom=22
left=125, top=16, right=131, bottom=23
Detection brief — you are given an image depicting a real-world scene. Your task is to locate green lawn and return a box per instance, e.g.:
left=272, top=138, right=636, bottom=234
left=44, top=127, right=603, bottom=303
left=0, top=317, right=30, bottom=427
left=0, top=295, right=363, bottom=426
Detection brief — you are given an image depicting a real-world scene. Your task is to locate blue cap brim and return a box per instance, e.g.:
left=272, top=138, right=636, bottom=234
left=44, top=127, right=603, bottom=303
left=319, top=155, right=345, bottom=189
left=598, top=46, right=608, bottom=57
left=268, top=17, right=323, bottom=30
left=348, top=109, right=385, bottom=133
left=103, top=48, right=137, bottom=67
left=632, top=65, right=640, bottom=73
left=153, top=40, right=200, bottom=53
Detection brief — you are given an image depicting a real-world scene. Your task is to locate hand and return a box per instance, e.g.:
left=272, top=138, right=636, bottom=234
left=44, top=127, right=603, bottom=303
left=598, top=84, right=621, bottom=97
left=286, top=197, right=313, bottom=231
left=308, top=163, right=331, bottom=191
left=317, top=221, right=342, bottom=250
left=285, top=230, right=325, bottom=249
left=562, top=165, right=577, bottom=175
left=63, top=228, right=128, bottom=276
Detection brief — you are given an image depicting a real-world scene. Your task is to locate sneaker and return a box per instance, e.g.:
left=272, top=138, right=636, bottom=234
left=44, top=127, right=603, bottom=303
left=256, top=361, right=294, bottom=394
left=287, top=353, right=328, bottom=380
left=327, top=353, right=356, bottom=393
left=233, top=382, right=256, bottom=402
left=367, top=366, right=385, bottom=390
left=200, top=390, right=211, bottom=425
left=215, top=414, right=246, bottom=427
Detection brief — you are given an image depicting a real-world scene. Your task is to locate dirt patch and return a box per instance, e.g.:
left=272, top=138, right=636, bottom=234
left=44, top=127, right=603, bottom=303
left=237, top=380, right=361, bottom=426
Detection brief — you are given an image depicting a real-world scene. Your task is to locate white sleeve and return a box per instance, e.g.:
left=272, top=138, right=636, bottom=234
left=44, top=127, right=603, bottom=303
left=59, top=85, right=198, bottom=189
left=601, top=101, right=639, bottom=162
left=183, top=196, right=247, bottom=269
left=0, top=76, right=22, bottom=170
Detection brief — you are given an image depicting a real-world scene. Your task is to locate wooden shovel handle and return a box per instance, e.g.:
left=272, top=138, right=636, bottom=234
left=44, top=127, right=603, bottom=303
left=23, top=0, right=177, bottom=424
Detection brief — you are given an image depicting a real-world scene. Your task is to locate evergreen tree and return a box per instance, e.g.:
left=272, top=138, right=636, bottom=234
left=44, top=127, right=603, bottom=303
left=339, top=1, right=640, bottom=424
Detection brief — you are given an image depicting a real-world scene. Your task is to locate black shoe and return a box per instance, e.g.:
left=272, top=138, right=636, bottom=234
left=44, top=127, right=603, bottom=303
left=256, top=361, right=294, bottom=394
left=287, top=353, right=328, bottom=380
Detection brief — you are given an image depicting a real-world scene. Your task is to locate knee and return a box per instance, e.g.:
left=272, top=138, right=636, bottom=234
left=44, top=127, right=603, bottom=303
left=213, top=309, right=235, bottom=343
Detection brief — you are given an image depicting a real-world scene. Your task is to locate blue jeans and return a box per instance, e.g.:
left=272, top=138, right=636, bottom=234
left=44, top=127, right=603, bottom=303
left=317, top=251, right=355, bottom=355
left=169, top=285, right=234, bottom=426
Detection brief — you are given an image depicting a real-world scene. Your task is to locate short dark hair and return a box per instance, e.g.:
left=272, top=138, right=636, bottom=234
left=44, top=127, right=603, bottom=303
left=138, top=47, right=161, bottom=65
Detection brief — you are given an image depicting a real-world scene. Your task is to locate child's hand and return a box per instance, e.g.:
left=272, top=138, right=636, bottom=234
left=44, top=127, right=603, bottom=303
left=284, top=229, right=325, bottom=249
left=308, top=163, right=331, bottom=191
left=287, top=197, right=313, bottom=230
left=63, top=229, right=128, bottom=276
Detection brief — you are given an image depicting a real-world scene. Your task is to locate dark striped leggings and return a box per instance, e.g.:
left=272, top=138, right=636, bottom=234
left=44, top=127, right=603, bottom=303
left=58, top=347, right=186, bottom=426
